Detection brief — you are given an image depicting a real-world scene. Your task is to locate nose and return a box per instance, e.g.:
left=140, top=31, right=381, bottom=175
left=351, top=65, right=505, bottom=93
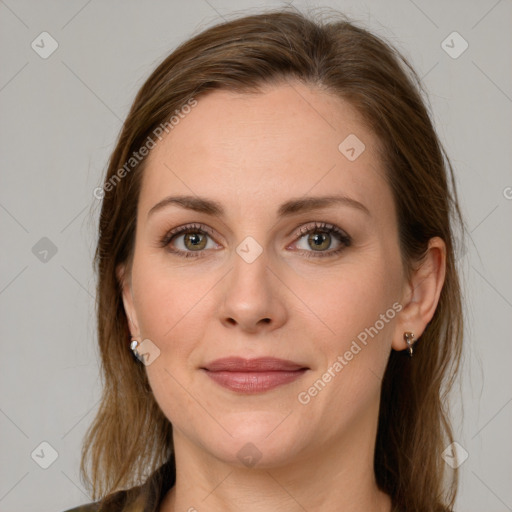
left=218, top=249, right=288, bottom=334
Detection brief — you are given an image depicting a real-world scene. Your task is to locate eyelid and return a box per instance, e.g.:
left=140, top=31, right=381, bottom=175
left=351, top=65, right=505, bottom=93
left=289, top=221, right=351, bottom=244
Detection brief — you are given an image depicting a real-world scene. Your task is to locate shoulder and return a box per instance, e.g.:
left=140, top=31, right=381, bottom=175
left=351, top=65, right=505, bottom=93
left=62, top=455, right=176, bottom=512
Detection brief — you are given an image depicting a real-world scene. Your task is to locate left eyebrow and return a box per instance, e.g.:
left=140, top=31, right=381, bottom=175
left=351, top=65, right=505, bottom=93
left=277, top=195, right=370, bottom=217
left=147, top=194, right=370, bottom=219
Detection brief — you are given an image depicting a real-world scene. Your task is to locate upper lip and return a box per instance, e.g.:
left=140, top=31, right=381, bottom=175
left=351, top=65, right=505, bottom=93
left=202, top=357, right=308, bottom=372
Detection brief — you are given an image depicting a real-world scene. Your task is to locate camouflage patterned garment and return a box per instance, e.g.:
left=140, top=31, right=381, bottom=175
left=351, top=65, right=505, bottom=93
left=62, top=455, right=176, bottom=512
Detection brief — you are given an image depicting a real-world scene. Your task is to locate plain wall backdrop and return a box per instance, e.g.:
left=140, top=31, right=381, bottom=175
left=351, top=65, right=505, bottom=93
left=1, top=1, right=511, bottom=511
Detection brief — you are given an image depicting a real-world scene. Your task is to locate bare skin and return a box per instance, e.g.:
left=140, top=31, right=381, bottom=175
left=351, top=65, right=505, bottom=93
left=118, top=81, right=446, bottom=512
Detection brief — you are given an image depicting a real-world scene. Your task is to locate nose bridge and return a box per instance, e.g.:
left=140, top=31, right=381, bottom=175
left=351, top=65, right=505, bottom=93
left=229, top=229, right=271, bottom=289
left=219, top=239, right=286, bottom=331
left=228, top=242, right=272, bottom=307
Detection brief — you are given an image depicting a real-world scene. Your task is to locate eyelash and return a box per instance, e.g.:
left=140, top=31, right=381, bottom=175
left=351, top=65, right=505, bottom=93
left=159, top=221, right=352, bottom=259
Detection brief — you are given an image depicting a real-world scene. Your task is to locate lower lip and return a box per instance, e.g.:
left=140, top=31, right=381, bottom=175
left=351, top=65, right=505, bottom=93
left=202, top=369, right=307, bottom=393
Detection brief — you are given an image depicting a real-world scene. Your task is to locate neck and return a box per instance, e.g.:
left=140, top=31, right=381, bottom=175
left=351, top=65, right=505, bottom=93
left=160, top=405, right=392, bottom=512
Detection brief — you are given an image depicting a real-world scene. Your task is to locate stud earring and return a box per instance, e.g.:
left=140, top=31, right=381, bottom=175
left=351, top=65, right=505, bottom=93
left=404, top=332, right=416, bottom=358
left=130, top=338, right=144, bottom=363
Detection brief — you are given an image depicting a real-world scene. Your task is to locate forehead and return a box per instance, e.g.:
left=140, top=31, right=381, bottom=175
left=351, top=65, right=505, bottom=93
left=138, top=82, right=390, bottom=219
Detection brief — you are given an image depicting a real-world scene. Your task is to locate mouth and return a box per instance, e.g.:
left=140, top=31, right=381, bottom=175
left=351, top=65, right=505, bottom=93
left=201, top=357, right=309, bottom=394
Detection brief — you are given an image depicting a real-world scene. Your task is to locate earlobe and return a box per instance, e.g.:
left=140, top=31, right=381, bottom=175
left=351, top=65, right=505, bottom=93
left=116, top=263, right=139, bottom=336
left=391, top=237, right=446, bottom=352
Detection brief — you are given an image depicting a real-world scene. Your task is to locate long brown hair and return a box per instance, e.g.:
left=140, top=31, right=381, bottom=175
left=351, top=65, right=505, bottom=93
left=81, top=7, right=465, bottom=511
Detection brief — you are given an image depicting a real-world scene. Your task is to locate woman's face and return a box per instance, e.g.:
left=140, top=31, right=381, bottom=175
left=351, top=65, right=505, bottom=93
left=120, top=82, right=408, bottom=468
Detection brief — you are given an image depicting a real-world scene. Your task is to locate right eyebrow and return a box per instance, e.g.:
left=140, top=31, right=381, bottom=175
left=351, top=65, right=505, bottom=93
left=147, top=195, right=224, bottom=219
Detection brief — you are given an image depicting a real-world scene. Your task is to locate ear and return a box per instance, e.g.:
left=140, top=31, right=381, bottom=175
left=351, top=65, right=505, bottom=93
left=116, top=262, right=140, bottom=337
left=392, top=237, right=446, bottom=352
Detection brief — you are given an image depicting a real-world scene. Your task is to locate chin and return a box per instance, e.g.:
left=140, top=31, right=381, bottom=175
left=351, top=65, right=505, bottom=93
left=195, top=411, right=309, bottom=469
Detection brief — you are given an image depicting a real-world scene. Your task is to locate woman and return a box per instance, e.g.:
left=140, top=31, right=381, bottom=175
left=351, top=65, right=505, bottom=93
left=65, top=7, right=465, bottom=512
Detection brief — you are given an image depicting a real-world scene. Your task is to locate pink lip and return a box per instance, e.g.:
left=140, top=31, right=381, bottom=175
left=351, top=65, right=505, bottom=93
left=201, top=357, right=308, bottom=393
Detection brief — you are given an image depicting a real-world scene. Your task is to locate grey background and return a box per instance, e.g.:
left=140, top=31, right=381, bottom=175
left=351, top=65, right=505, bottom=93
left=0, top=1, right=511, bottom=511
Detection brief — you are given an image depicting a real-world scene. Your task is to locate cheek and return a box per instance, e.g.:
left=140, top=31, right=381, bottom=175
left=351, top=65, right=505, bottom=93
left=297, top=254, right=401, bottom=405
left=131, top=254, right=208, bottom=343
left=298, top=259, right=399, bottom=343
left=130, top=258, right=213, bottom=428
left=297, top=267, right=399, bottom=425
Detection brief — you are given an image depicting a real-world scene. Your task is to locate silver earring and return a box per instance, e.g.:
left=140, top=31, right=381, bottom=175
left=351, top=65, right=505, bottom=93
left=404, top=332, right=415, bottom=358
left=130, top=338, right=144, bottom=363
